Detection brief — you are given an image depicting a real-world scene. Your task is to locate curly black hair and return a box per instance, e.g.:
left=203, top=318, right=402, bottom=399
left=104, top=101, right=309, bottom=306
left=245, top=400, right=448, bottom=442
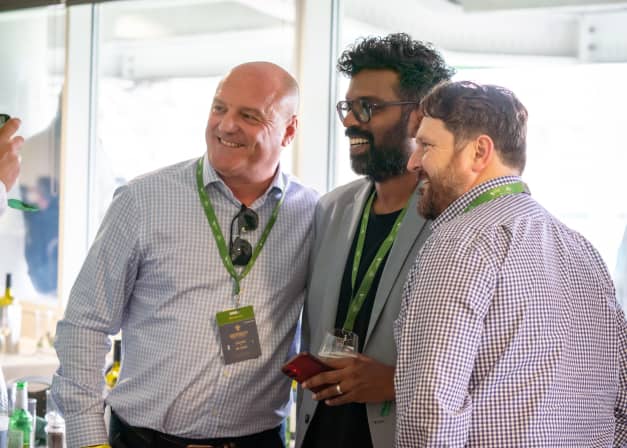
left=337, top=33, right=454, bottom=101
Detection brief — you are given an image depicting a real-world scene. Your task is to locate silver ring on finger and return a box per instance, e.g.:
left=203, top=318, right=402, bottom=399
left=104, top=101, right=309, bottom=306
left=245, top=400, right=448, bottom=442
left=335, top=383, right=342, bottom=395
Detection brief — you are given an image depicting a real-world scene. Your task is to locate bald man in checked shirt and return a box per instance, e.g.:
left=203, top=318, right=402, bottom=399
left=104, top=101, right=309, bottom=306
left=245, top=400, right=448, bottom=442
left=52, top=62, right=318, bottom=448
left=395, top=81, right=627, bottom=447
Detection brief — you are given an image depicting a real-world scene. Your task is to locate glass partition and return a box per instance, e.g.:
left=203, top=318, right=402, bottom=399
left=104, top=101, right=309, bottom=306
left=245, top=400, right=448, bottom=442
left=335, top=1, right=627, bottom=308
left=90, top=0, right=297, bottom=240
left=0, top=5, right=65, bottom=302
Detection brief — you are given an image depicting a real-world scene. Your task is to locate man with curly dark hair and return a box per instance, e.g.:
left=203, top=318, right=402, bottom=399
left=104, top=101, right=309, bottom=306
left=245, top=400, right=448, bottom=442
left=295, top=33, right=453, bottom=448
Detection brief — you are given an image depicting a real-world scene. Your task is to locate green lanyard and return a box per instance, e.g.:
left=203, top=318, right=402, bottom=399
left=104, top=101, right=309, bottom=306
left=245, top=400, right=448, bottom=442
left=343, top=191, right=408, bottom=332
left=464, top=181, right=529, bottom=213
left=195, top=157, right=285, bottom=299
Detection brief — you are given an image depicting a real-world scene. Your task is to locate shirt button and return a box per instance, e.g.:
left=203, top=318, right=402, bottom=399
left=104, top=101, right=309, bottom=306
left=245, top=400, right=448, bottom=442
left=305, top=414, right=310, bottom=424
left=223, top=370, right=230, bottom=377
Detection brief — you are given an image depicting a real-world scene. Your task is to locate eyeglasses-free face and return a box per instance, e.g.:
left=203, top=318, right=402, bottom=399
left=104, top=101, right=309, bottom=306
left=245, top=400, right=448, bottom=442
left=229, top=205, right=259, bottom=266
left=336, top=99, right=420, bottom=124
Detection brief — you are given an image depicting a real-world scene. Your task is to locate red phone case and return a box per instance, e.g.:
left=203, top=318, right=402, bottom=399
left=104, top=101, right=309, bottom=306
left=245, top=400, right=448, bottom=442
left=281, top=352, right=333, bottom=393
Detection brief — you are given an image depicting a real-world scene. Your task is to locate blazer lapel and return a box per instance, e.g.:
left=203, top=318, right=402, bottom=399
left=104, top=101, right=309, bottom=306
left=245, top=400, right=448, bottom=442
left=365, top=188, right=426, bottom=347
left=314, top=181, right=373, bottom=351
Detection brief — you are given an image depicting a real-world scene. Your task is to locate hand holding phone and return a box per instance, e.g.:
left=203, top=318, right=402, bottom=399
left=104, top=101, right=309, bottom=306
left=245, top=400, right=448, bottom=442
left=281, top=352, right=333, bottom=393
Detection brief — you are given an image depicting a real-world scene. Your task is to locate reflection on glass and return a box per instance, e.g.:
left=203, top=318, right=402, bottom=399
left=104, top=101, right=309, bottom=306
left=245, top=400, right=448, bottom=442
left=318, top=329, right=358, bottom=359
left=0, top=6, right=65, bottom=301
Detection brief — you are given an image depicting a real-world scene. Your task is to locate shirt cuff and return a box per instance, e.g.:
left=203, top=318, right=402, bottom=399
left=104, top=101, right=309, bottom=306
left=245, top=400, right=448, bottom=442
left=65, top=412, right=109, bottom=448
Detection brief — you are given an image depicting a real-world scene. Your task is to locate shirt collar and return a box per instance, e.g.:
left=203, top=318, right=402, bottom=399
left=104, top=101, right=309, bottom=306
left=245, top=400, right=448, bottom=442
left=201, top=153, right=287, bottom=205
left=432, top=175, right=525, bottom=231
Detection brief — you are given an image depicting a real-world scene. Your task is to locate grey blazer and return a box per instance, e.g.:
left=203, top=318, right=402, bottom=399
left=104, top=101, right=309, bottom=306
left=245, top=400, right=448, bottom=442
left=295, top=178, right=431, bottom=448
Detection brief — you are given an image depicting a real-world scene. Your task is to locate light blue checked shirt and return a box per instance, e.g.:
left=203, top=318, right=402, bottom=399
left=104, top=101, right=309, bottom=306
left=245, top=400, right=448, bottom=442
left=395, top=176, right=627, bottom=447
left=52, top=154, right=318, bottom=448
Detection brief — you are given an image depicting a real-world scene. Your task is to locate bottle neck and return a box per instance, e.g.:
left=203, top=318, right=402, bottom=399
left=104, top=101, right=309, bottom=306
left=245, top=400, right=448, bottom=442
left=2, top=274, right=13, bottom=306
left=113, top=340, right=121, bottom=363
left=14, top=385, right=28, bottom=411
left=4, top=274, right=11, bottom=297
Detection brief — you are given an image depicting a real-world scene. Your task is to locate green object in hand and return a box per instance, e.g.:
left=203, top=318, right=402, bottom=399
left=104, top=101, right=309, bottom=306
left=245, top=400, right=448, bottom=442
left=7, top=198, right=39, bottom=212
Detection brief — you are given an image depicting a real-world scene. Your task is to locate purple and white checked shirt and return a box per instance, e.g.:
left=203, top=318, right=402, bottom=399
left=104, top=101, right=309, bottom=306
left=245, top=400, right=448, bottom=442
left=395, top=176, right=627, bottom=447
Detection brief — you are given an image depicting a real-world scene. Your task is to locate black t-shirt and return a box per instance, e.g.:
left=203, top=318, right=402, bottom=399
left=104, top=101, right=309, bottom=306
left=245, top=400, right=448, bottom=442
left=302, top=206, right=401, bottom=448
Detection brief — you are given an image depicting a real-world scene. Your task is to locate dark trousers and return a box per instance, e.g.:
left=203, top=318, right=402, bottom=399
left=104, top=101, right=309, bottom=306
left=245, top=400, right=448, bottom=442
left=109, top=410, right=285, bottom=448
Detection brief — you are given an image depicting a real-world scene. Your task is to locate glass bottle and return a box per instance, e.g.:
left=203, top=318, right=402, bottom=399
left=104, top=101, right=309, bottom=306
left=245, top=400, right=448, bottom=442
left=8, top=382, right=31, bottom=447
left=1, top=368, right=8, bottom=448
left=26, top=400, right=35, bottom=448
left=0, top=274, right=13, bottom=307
left=44, top=390, right=65, bottom=448
left=105, top=339, right=121, bottom=389
left=0, top=274, right=14, bottom=353
left=0, top=274, right=21, bottom=354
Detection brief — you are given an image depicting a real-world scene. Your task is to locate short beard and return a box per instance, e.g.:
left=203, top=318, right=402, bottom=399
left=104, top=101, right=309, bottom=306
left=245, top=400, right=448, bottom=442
left=417, top=182, right=439, bottom=220
left=417, top=157, right=465, bottom=220
left=349, top=110, right=412, bottom=182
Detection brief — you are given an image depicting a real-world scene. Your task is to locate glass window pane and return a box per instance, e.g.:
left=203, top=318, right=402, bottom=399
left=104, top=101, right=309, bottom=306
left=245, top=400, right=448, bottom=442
left=91, top=0, right=296, bottom=240
left=455, top=63, right=627, bottom=308
left=335, top=1, right=627, bottom=308
left=0, top=6, right=65, bottom=301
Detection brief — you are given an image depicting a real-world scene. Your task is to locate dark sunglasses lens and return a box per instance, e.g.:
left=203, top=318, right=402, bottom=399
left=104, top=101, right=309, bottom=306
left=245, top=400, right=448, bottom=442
left=230, top=237, right=253, bottom=265
left=238, top=208, right=258, bottom=231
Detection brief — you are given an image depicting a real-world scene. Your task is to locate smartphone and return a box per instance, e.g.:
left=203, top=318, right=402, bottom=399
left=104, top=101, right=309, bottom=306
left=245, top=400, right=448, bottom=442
left=281, top=352, right=333, bottom=393
left=0, top=113, right=10, bottom=127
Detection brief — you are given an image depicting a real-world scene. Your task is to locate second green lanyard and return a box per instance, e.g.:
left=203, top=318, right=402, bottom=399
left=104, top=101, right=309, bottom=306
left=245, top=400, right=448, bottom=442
left=343, top=191, right=408, bottom=332
left=195, top=157, right=284, bottom=298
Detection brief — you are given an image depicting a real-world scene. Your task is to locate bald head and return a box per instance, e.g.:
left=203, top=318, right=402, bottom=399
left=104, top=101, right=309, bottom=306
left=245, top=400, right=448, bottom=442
left=205, top=61, right=300, bottom=194
left=220, top=61, right=299, bottom=118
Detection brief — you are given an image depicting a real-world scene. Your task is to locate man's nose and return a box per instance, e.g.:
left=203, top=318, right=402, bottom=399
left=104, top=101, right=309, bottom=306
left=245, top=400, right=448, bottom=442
left=218, top=111, right=238, bottom=133
left=407, top=146, right=424, bottom=173
left=341, top=109, right=360, bottom=128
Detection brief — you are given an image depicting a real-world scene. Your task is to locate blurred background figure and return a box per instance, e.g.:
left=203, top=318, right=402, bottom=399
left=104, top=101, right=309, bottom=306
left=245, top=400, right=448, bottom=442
left=18, top=110, right=61, bottom=295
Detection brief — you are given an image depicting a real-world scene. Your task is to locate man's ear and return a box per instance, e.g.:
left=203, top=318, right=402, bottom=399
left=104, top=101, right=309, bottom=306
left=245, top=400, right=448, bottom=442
left=472, top=134, right=494, bottom=172
left=282, top=115, right=298, bottom=147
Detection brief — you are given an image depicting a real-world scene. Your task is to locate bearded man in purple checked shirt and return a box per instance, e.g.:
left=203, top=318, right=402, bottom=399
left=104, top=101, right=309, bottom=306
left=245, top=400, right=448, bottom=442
left=394, top=81, right=627, bottom=447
